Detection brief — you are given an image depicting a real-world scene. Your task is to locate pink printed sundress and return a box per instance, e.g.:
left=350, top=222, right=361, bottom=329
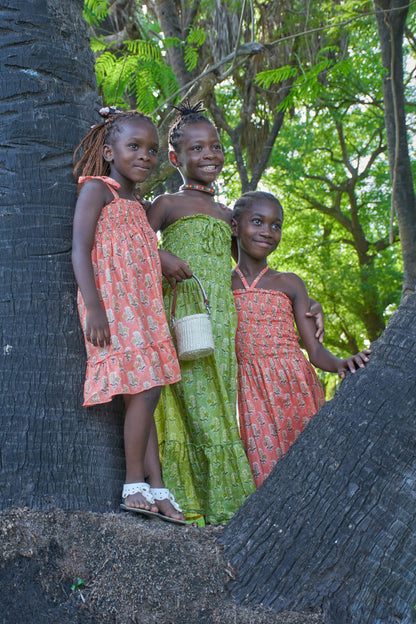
left=233, top=265, right=325, bottom=487
left=77, top=176, right=181, bottom=406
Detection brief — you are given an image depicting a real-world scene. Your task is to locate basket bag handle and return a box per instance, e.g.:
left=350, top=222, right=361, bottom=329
left=171, top=274, right=211, bottom=322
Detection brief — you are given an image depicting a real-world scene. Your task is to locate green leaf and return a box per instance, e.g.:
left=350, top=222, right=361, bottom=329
left=71, top=577, right=85, bottom=591
left=83, top=0, right=108, bottom=26
left=255, top=65, right=299, bottom=88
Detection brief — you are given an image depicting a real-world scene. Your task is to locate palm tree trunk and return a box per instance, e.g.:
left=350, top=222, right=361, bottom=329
left=0, top=0, right=125, bottom=511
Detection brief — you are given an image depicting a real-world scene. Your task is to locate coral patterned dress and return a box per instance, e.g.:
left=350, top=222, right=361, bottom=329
left=77, top=176, right=181, bottom=406
left=233, top=265, right=325, bottom=487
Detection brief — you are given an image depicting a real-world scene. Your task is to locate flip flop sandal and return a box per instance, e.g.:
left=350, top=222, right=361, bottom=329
left=120, top=482, right=160, bottom=519
left=150, top=488, right=187, bottom=526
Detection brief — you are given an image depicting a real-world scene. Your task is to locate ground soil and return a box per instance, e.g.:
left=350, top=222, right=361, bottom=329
left=0, top=508, right=324, bottom=624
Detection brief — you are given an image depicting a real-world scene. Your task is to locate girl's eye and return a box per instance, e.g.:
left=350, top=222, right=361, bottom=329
left=149, top=147, right=158, bottom=155
left=213, top=144, right=223, bottom=151
left=129, top=143, right=138, bottom=150
left=252, top=218, right=262, bottom=225
left=192, top=145, right=202, bottom=151
left=272, top=223, right=282, bottom=231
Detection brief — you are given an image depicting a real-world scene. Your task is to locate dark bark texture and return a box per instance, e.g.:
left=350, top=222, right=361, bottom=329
left=220, top=293, right=416, bottom=624
left=0, top=0, right=125, bottom=511
left=374, top=0, right=416, bottom=295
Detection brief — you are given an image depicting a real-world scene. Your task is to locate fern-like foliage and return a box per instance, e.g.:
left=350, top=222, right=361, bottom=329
left=125, top=40, right=162, bottom=62
left=83, top=0, right=197, bottom=116
left=184, top=27, right=206, bottom=71
left=83, top=0, right=109, bottom=26
left=90, top=36, right=108, bottom=53
left=255, top=65, right=299, bottom=89
left=256, top=46, right=351, bottom=113
left=95, top=48, right=178, bottom=114
left=186, top=26, right=206, bottom=47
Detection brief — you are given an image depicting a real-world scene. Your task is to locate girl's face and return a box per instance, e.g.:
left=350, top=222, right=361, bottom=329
left=103, top=118, right=159, bottom=186
left=170, top=122, right=224, bottom=186
left=232, top=199, right=283, bottom=261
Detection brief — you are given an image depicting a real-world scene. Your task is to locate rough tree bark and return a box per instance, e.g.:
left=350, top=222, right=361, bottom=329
left=152, top=0, right=192, bottom=88
left=220, top=293, right=416, bottom=624
left=0, top=0, right=125, bottom=511
left=374, top=0, right=416, bottom=295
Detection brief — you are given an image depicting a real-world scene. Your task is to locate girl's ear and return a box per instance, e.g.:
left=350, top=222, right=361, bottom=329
left=230, top=217, right=238, bottom=236
left=103, top=144, right=113, bottom=163
left=168, top=150, right=180, bottom=168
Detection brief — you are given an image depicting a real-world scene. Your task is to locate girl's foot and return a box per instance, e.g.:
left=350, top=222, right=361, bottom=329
left=124, top=492, right=159, bottom=513
left=121, top=482, right=159, bottom=515
left=151, top=488, right=187, bottom=525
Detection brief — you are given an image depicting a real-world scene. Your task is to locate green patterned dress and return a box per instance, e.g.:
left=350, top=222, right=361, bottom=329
left=154, top=214, right=255, bottom=524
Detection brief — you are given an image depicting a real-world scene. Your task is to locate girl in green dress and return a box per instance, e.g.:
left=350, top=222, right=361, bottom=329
left=147, top=102, right=256, bottom=524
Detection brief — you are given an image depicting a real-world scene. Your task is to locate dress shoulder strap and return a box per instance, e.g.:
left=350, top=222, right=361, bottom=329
left=234, top=266, right=250, bottom=290
left=78, top=176, right=120, bottom=199
left=235, top=265, right=269, bottom=290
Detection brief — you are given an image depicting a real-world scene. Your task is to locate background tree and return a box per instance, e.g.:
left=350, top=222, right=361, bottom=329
left=374, top=0, right=416, bottom=295
left=261, top=14, right=404, bottom=358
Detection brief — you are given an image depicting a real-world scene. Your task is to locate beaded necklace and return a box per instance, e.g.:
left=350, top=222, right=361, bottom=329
left=179, top=183, right=215, bottom=196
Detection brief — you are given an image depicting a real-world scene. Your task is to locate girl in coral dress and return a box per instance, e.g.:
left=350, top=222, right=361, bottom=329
left=231, top=191, right=371, bottom=487
left=72, top=107, right=185, bottom=524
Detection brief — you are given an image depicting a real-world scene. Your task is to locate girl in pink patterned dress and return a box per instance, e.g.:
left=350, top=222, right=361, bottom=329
left=231, top=191, right=371, bottom=487
left=72, top=107, right=185, bottom=524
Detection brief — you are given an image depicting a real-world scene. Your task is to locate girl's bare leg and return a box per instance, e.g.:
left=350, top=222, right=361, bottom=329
left=144, top=420, right=186, bottom=522
left=123, top=388, right=161, bottom=512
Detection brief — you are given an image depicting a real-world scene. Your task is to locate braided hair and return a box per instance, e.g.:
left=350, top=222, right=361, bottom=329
left=168, top=99, right=216, bottom=151
left=73, top=107, right=155, bottom=179
left=233, top=191, right=284, bottom=222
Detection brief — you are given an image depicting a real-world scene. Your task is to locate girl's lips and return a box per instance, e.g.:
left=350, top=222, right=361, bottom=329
left=252, top=240, right=275, bottom=250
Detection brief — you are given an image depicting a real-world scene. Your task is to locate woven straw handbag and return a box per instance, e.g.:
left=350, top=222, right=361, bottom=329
left=171, top=274, right=215, bottom=361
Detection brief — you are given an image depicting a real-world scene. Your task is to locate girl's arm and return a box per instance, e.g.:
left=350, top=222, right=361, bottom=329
left=289, top=274, right=370, bottom=378
left=72, top=181, right=111, bottom=348
left=146, top=194, right=168, bottom=233
left=147, top=196, right=193, bottom=286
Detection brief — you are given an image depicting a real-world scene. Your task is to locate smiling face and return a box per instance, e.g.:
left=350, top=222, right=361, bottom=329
left=169, top=121, right=224, bottom=186
left=103, top=118, right=159, bottom=188
left=232, top=198, right=284, bottom=261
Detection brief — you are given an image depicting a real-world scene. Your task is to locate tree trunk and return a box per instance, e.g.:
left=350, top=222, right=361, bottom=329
left=374, top=0, right=416, bottom=296
left=0, top=0, right=125, bottom=511
left=220, top=293, right=416, bottom=624
left=152, top=0, right=192, bottom=88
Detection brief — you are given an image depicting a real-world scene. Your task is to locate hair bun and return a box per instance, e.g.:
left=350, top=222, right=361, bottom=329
left=171, top=99, right=206, bottom=117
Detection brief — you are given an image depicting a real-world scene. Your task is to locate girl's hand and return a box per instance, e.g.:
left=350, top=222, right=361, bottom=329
left=337, top=349, right=372, bottom=379
left=306, top=299, right=325, bottom=343
left=86, top=305, right=111, bottom=347
left=159, top=250, right=193, bottom=288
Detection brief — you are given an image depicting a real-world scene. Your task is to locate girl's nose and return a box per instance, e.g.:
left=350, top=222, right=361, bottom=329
left=137, top=149, right=149, bottom=160
left=262, top=227, right=274, bottom=238
left=204, top=148, right=216, bottom=158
